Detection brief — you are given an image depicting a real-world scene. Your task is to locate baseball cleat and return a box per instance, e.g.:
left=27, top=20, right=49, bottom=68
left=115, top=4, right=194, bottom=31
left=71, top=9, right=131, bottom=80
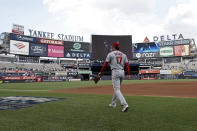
left=122, top=105, right=129, bottom=112
left=109, top=103, right=116, bottom=108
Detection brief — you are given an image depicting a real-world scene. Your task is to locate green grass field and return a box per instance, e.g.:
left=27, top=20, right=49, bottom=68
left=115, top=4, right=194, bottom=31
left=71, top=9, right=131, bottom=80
left=0, top=80, right=197, bottom=131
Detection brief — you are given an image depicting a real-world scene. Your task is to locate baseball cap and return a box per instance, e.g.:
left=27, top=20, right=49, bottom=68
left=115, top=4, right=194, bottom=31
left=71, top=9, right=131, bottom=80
left=112, top=42, right=120, bottom=48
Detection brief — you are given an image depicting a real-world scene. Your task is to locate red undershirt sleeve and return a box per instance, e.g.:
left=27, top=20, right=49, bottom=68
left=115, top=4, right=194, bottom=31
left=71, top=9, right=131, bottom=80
left=125, top=62, right=130, bottom=76
left=100, top=62, right=108, bottom=73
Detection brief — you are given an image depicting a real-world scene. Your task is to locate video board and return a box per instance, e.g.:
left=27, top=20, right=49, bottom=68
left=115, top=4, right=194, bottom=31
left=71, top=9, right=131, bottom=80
left=133, top=42, right=159, bottom=53
left=92, top=35, right=132, bottom=60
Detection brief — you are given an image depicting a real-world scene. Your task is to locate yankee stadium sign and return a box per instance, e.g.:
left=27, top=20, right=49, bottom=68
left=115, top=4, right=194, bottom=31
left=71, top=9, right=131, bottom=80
left=158, top=39, right=190, bottom=47
left=29, top=29, right=83, bottom=42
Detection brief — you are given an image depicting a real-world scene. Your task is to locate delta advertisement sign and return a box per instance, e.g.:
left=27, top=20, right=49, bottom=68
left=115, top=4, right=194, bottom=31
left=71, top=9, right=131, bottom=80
left=48, top=45, right=64, bottom=57
left=153, top=33, right=184, bottom=42
left=64, top=42, right=91, bottom=58
left=10, top=40, right=29, bottom=55
left=64, top=52, right=91, bottom=58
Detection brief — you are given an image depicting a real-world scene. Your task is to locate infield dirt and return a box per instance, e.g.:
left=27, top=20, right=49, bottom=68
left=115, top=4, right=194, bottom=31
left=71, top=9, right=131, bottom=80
left=51, top=81, right=197, bottom=98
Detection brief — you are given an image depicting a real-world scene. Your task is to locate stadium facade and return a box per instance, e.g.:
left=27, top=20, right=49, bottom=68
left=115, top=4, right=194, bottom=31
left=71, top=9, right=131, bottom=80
left=0, top=26, right=197, bottom=83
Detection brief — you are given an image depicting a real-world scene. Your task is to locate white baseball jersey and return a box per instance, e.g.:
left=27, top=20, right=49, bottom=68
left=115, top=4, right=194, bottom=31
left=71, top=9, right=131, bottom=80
left=105, top=50, right=128, bottom=70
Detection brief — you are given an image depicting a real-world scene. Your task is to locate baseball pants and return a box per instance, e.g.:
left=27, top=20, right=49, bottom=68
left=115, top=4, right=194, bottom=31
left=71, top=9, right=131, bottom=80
left=111, top=70, right=128, bottom=107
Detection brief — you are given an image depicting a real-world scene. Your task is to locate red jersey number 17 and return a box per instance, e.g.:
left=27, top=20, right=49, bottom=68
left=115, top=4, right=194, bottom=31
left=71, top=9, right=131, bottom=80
left=116, top=56, right=122, bottom=64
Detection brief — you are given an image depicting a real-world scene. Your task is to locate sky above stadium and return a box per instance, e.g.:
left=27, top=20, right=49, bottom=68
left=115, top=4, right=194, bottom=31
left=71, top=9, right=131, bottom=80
left=0, top=0, right=197, bottom=43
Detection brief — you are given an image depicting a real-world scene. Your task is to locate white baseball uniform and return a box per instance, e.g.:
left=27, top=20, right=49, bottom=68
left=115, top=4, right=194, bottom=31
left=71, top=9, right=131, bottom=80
left=105, top=50, right=128, bottom=107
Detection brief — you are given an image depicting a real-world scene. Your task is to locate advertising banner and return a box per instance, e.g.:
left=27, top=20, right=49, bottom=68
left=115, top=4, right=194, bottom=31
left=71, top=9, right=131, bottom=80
left=3, top=70, right=27, bottom=73
left=19, top=55, right=39, bottom=63
left=159, top=46, right=174, bottom=57
left=64, top=41, right=90, bottom=53
left=2, top=76, right=41, bottom=83
left=12, top=24, right=24, bottom=35
left=3, top=76, right=37, bottom=80
left=64, top=52, right=91, bottom=59
left=42, top=76, right=68, bottom=82
left=39, top=38, right=64, bottom=45
left=164, top=57, right=181, bottom=63
left=48, top=45, right=64, bottom=57
left=64, top=41, right=91, bottom=58
left=78, top=63, right=90, bottom=68
left=160, top=70, right=171, bottom=74
left=10, top=33, right=38, bottom=43
left=29, top=43, right=47, bottom=57
left=139, top=70, right=160, bottom=74
left=171, top=69, right=182, bottom=74
left=183, top=71, right=197, bottom=77
left=158, top=39, right=190, bottom=47
left=10, top=40, right=29, bottom=55
left=67, top=71, right=78, bottom=77
left=174, top=45, right=190, bottom=56
left=133, top=52, right=159, bottom=59
left=133, top=42, right=159, bottom=53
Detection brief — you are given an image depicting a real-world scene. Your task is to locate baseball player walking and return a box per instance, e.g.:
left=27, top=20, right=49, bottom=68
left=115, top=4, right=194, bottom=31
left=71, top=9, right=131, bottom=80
left=97, top=42, right=130, bottom=112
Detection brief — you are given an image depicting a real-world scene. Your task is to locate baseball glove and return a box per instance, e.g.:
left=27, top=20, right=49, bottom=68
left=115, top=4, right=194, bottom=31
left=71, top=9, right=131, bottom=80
left=93, top=73, right=101, bottom=84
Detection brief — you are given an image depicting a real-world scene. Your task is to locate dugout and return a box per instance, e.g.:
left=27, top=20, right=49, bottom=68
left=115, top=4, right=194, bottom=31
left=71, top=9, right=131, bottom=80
left=78, top=70, right=92, bottom=81
left=139, top=70, right=160, bottom=80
